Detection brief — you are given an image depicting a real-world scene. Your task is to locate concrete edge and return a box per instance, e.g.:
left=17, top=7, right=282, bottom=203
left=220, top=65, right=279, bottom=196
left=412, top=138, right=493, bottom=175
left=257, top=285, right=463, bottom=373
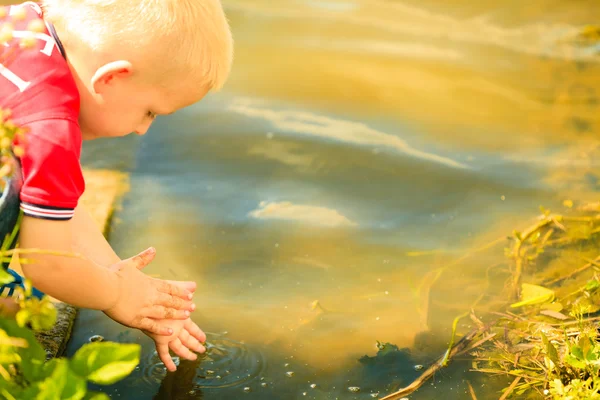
left=35, top=302, right=78, bottom=360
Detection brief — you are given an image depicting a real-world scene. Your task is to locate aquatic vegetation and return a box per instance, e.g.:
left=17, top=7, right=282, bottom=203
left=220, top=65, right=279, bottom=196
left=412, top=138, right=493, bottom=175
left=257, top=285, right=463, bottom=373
left=377, top=201, right=600, bottom=399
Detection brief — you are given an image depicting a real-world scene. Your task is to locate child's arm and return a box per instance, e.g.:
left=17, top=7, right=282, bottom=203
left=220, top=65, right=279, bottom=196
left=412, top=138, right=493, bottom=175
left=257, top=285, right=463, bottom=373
left=18, top=215, right=194, bottom=335
left=71, top=205, right=207, bottom=369
left=70, top=204, right=122, bottom=266
left=70, top=204, right=196, bottom=302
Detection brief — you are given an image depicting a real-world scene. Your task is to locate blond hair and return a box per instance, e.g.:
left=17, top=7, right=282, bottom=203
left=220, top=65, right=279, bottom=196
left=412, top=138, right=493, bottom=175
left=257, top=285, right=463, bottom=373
left=41, top=0, right=233, bottom=92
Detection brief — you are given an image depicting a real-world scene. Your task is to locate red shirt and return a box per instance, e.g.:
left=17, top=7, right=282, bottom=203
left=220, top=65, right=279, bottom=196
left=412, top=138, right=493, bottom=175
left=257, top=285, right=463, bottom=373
left=0, top=1, right=84, bottom=220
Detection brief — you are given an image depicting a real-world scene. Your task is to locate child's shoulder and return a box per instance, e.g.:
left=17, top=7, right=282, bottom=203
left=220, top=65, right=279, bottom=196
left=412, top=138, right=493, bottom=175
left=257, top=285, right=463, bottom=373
left=0, top=2, right=79, bottom=126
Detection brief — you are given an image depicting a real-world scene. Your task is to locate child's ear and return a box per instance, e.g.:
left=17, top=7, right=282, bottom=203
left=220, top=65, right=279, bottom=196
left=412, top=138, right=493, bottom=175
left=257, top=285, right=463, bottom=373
left=90, top=60, right=134, bottom=94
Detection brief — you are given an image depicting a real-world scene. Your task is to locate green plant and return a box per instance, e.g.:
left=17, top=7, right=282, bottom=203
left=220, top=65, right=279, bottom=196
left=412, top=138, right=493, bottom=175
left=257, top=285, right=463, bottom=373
left=0, top=306, right=141, bottom=400
left=0, top=265, right=141, bottom=400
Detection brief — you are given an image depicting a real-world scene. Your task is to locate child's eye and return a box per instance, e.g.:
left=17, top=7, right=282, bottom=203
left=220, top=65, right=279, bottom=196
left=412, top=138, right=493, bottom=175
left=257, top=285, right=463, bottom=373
left=146, top=111, right=157, bottom=119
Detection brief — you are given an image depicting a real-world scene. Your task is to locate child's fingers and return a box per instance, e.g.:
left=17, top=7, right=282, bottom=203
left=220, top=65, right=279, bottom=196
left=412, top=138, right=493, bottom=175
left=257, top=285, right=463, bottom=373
left=169, top=338, right=198, bottom=361
left=138, top=317, right=174, bottom=336
left=126, top=247, right=157, bottom=270
left=145, top=305, right=190, bottom=320
left=180, top=329, right=206, bottom=354
left=155, top=292, right=195, bottom=311
left=156, top=280, right=194, bottom=300
left=165, top=280, right=197, bottom=294
left=184, top=319, right=207, bottom=343
left=157, top=344, right=177, bottom=372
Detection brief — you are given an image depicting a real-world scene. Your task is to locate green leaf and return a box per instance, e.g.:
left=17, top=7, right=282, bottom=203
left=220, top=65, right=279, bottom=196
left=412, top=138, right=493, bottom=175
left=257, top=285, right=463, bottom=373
left=83, top=392, right=110, bottom=400
left=23, top=359, right=86, bottom=400
left=565, top=354, right=587, bottom=369
left=510, top=283, right=555, bottom=308
left=16, top=296, right=58, bottom=331
left=0, top=317, right=45, bottom=382
left=571, top=345, right=584, bottom=360
left=586, top=349, right=599, bottom=362
left=0, top=269, right=14, bottom=285
left=0, top=331, right=21, bottom=365
left=541, top=332, right=559, bottom=364
left=70, top=342, right=140, bottom=385
left=21, top=372, right=60, bottom=400
left=61, top=369, right=87, bottom=400
left=585, top=280, right=600, bottom=293
left=15, top=309, right=30, bottom=328
left=578, top=336, right=595, bottom=361
left=27, top=297, right=57, bottom=331
left=0, top=373, right=23, bottom=398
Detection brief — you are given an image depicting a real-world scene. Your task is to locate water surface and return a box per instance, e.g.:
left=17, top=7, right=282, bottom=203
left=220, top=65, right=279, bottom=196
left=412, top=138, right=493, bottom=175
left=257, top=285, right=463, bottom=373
left=68, top=0, right=600, bottom=398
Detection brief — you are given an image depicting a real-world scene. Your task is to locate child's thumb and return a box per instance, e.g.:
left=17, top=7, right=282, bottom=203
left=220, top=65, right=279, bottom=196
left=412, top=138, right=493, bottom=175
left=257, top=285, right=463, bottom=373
left=124, top=247, right=156, bottom=270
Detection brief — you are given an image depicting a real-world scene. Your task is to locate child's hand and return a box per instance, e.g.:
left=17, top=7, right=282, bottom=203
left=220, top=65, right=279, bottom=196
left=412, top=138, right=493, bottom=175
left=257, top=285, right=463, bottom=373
left=103, top=248, right=197, bottom=335
left=146, top=318, right=207, bottom=371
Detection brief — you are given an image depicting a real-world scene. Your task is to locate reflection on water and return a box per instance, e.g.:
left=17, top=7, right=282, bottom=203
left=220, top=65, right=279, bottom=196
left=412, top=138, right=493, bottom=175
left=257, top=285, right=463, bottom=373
left=70, top=0, right=600, bottom=398
left=229, top=98, right=469, bottom=169
left=249, top=201, right=357, bottom=227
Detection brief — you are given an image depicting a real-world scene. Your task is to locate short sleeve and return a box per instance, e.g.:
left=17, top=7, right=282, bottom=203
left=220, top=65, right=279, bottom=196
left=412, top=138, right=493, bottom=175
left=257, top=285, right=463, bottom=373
left=17, top=118, right=85, bottom=220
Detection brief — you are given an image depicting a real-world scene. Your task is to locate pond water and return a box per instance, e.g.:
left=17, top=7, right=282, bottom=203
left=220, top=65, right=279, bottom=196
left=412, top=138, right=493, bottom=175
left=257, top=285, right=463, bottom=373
left=66, top=0, right=600, bottom=398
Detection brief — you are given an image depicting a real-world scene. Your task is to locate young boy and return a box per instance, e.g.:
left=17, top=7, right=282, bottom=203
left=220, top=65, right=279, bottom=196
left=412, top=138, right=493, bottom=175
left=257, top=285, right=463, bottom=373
left=0, top=0, right=233, bottom=371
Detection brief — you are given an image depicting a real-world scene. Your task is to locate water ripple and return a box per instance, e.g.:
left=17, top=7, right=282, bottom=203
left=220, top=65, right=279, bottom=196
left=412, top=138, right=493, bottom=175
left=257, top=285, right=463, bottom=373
left=137, top=333, right=267, bottom=390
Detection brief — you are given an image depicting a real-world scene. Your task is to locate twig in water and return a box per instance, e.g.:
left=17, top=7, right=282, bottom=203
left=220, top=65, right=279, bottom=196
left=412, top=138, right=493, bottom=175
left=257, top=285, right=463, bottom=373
left=467, top=380, right=478, bottom=400
left=470, top=310, right=485, bottom=329
left=551, top=217, right=566, bottom=232
left=511, top=218, right=553, bottom=300
left=499, top=376, right=522, bottom=400
left=379, top=326, right=492, bottom=400
left=416, top=237, right=505, bottom=330
left=441, top=263, right=498, bottom=367
left=460, top=333, right=498, bottom=355
left=545, top=255, right=600, bottom=286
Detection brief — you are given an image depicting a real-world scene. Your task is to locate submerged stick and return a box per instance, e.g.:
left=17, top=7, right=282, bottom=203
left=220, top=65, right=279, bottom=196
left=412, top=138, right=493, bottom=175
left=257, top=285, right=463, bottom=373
left=511, top=218, right=553, bottom=300
left=545, top=255, right=600, bottom=286
left=467, top=381, right=478, bottom=400
left=416, top=237, right=505, bottom=330
left=441, top=264, right=497, bottom=367
left=379, top=327, right=490, bottom=400
left=499, top=376, right=521, bottom=400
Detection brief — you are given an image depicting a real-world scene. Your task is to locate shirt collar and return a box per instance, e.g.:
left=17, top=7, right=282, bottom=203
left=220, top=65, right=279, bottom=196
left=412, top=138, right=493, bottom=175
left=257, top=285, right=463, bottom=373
left=45, top=21, right=66, bottom=59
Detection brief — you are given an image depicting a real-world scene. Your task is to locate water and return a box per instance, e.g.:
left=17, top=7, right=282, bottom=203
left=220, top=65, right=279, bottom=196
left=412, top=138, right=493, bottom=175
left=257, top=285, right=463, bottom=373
left=66, top=0, right=600, bottom=398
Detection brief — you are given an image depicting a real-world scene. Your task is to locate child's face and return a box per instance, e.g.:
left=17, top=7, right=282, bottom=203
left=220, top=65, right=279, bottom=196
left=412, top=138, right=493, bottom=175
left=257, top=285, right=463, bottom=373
left=78, top=67, right=209, bottom=140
